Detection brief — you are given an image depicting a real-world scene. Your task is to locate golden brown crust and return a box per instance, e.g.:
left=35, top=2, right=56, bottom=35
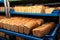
left=45, top=7, right=56, bottom=14
left=32, top=22, right=55, bottom=37
left=14, top=5, right=46, bottom=13
left=0, top=32, right=5, bottom=37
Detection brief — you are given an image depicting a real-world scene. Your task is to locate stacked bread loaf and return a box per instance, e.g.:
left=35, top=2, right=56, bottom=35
left=0, top=16, right=26, bottom=40
left=14, top=5, right=57, bottom=14
left=0, top=32, right=11, bottom=40
left=5, top=34, right=10, bottom=40
left=0, top=32, right=5, bottom=37
left=0, top=16, right=6, bottom=28
left=0, top=16, right=55, bottom=40
left=0, top=7, right=13, bottom=12
left=16, top=37, right=25, bottom=40
left=32, top=22, right=55, bottom=37
left=45, top=7, right=56, bottom=14
left=23, top=19, right=44, bottom=34
left=0, top=7, right=5, bottom=11
left=56, top=7, right=60, bottom=10
left=0, top=16, right=44, bottom=33
left=14, top=5, right=46, bottom=13
left=0, top=6, right=58, bottom=14
left=0, top=16, right=6, bottom=19
left=0, top=16, right=10, bottom=39
left=0, top=16, right=44, bottom=40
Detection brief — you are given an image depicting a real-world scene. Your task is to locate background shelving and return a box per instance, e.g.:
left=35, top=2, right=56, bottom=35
left=0, top=0, right=59, bottom=40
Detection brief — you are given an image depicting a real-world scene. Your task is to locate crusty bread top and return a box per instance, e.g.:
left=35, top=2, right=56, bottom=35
left=33, top=22, right=55, bottom=31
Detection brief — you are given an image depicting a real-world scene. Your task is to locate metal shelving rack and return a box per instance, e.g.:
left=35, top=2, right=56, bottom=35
left=4, top=0, right=11, bottom=18
left=0, top=0, right=11, bottom=18
left=0, top=0, right=60, bottom=40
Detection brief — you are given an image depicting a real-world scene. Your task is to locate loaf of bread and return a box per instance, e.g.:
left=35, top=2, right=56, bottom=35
left=0, top=17, right=32, bottom=33
left=16, top=37, right=25, bottom=40
left=18, top=18, right=32, bottom=33
left=16, top=37, right=19, bottom=40
left=23, top=18, right=44, bottom=34
left=5, top=35, right=10, bottom=40
left=0, top=17, right=16, bottom=30
left=14, top=5, right=58, bottom=14
left=16, top=37, right=21, bottom=40
left=0, top=32, right=5, bottom=37
left=30, top=5, right=46, bottom=13
left=0, top=7, right=5, bottom=11
left=32, top=22, right=55, bottom=37
left=0, top=16, right=44, bottom=36
left=14, top=5, right=46, bottom=13
left=0, top=19, right=12, bottom=30
left=23, top=19, right=38, bottom=34
left=0, top=7, right=14, bottom=11
left=0, top=16, right=5, bottom=19
left=35, top=19, right=44, bottom=25
left=0, top=16, right=6, bottom=28
left=56, top=7, right=60, bottom=10
left=0, top=17, right=25, bottom=32
left=10, top=17, right=25, bottom=32
left=14, top=17, right=26, bottom=40
left=0, top=17, right=44, bottom=40
left=45, top=8, right=56, bottom=14
left=15, top=18, right=32, bottom=40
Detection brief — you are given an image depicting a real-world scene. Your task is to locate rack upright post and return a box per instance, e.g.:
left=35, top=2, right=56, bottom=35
left=4, top=0, right=11, bottom=18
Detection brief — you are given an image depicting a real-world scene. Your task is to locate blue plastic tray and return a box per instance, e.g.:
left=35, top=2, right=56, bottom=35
left=0, top=10, right=59, bottom=17
left=10, top=9, right=59, bottom=17
left=44, top=38, right=56, bottom=40
left=43, top=24, right=59, bottom=40
left=0, top=0, right=3, bottom=3
left=0, top=24, right=59, bottom=40
left=45, top=24, right=59, bottom=38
